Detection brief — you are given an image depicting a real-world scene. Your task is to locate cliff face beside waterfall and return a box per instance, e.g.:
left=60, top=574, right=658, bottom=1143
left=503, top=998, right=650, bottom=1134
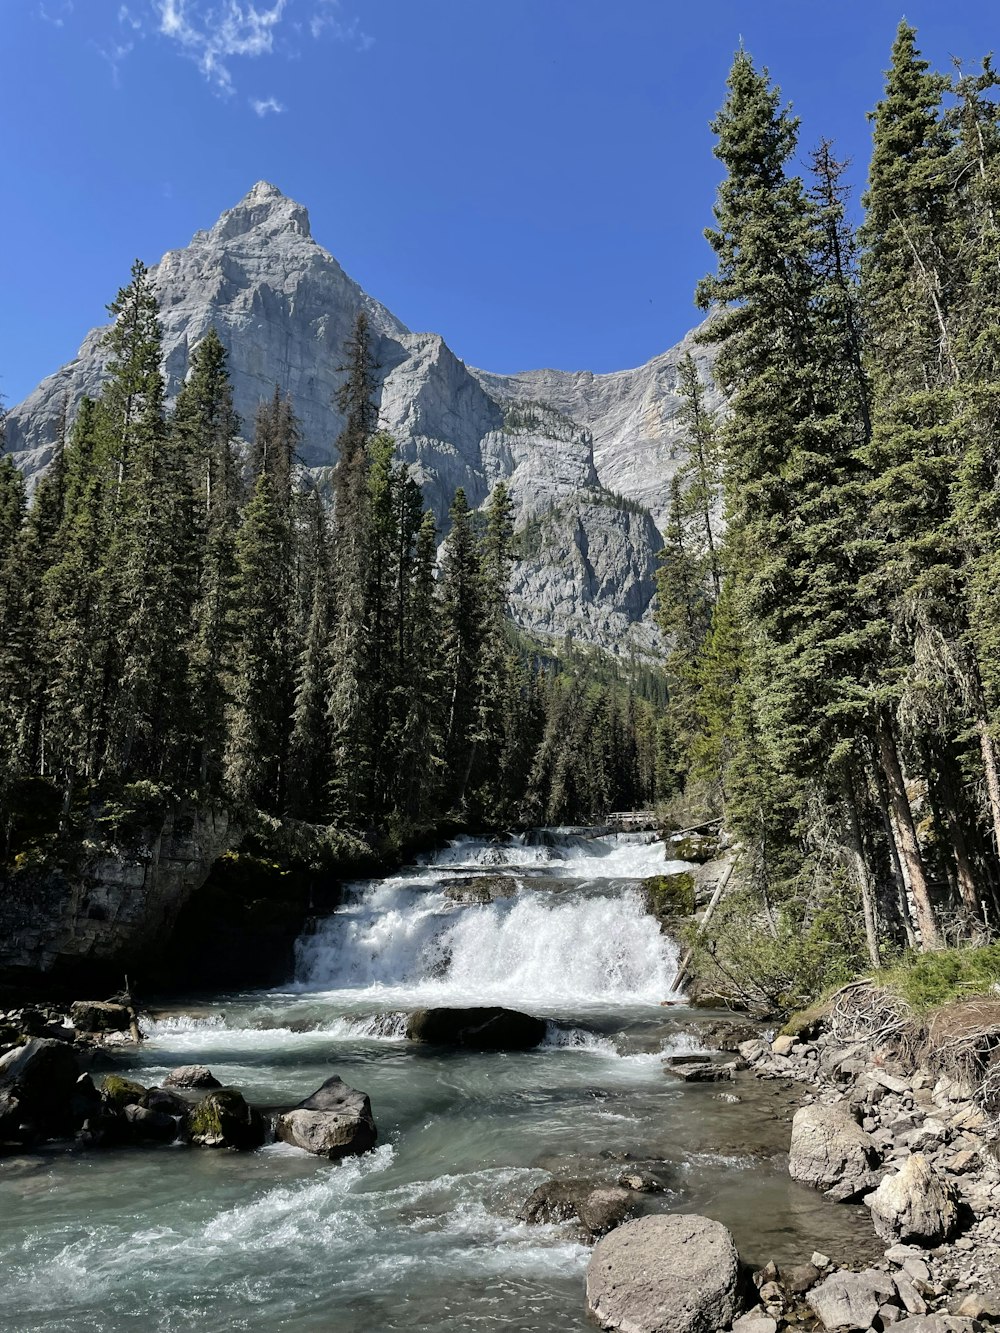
left=5, top=181, right=718, bottom=656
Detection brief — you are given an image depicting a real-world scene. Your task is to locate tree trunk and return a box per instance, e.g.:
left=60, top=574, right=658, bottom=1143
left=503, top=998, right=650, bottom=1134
left=844, top=782, right=880, bottom=968
left=871, top=759, right=917, bottom=949
left=976, top=719, right=1000, bottom=862
left=875, top=712, right=940, bottom=949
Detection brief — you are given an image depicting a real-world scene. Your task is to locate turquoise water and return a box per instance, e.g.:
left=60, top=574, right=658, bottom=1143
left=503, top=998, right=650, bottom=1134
left=0, top=832, right=876, bottom=1332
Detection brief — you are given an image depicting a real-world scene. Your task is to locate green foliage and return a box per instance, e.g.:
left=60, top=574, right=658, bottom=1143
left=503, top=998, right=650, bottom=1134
left=876, top=945, right=1000, bottom=1012
left=691, top=881, right=869, bottom=1016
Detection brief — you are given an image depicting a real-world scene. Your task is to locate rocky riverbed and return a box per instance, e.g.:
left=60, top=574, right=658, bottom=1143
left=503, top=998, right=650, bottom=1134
left=585, top=997, right=1000, bottom=1333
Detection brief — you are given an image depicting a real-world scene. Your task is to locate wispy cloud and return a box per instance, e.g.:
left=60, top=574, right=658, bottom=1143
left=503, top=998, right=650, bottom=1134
left=37, top=1, right=374, bottom=104
left=250, top=93, right=285, bottom=115
left=37, top=1, right=73, bottom=27
left=155, top=0, right=288, bottom=94
left=309, top=0, right=372, bottom=49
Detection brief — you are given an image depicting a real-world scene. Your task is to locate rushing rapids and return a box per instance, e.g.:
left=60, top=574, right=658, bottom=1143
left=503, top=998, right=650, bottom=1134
left=0, top=830, right=875, bottom=1333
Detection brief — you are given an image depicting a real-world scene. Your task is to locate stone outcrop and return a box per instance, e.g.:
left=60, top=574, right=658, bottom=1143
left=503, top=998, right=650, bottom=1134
left=405, top=1006, right=547, bottom=1050
left=0, top=804, right=237, bottom=989
left=788, top=1104, right=880, bottom=1201
left=6, top=182, right=721, bottom=657
left=275, top=1074, right=377, bottom=1160
left=586, top=1214, right=744, bottom=1333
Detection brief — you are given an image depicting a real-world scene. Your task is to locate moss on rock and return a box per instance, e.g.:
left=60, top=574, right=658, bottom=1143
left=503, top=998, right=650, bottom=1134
left=643, top=872, right=695, bottom=923
left=668, top=836, right=721, bottom=864
left=188, top=1087, right=266, bottom=1150
left=101, top=1074, right=148, bottom=1111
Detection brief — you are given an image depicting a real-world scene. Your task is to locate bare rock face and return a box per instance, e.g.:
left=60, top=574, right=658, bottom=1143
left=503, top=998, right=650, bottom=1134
left=0, top=804, right=236, bottom=985
left=788, top=1104, right=880, bottom=1201
left=586, top=1213, right=744, bottom=1333
left=275, top=1074, right=376, bottom=1160
left=865, top=1154, right=959, bottom=1245
left=6, top=182, right=719, bottom=657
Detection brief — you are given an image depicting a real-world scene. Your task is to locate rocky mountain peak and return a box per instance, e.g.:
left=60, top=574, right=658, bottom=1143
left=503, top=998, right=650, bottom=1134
left=204, top=179, right=312, bottom=244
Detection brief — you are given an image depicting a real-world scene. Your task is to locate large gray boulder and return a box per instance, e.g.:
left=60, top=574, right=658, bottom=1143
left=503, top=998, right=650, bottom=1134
left=586, top=1214, right=744, bottom=1333
left=807, top=1270, right=896, bottom=1329
left=275, top=1075, right=376, bottom=1160
left=788, top=1104, right=880, bottom=1201
left=865, top=1154, right=958, bottom=1245
left=406, top=1006, right=546, bottom=1051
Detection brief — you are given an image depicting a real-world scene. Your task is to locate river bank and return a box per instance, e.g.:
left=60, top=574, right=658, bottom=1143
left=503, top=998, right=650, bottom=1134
left=667, top=984, right=1000, bottom=1333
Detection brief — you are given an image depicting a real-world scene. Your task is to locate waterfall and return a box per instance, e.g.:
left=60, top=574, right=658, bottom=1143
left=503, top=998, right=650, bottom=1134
left=293, top=831, right=684, bottom=1010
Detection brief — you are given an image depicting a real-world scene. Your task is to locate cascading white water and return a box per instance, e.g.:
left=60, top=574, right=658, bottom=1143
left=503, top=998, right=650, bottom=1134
left=293, top=831, right=685, bottom=1010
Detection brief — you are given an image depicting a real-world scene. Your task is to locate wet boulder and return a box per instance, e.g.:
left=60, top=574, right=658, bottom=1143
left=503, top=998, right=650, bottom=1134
left=865, top=1154, right=958, bottom=1245
left=0, top=1038, right=83, bottom=1142
left=142, top=1087, right=194, bottom=1118
left=100, top=1074, right=148, bottom=1113
left=405, top=1007, right=546, bottom=1051
left=586, top=1213, right=744, bottom=1333
left=442, top=875, right=516, bottom=905
left=520, top=1178, right=637, bottom=1240
left=275, top=1075, right=377, bottom=1160
left=789, top=1104, right=880, bottom=1201
left=162, top=1065, right=221, bottom=1091
left=188, top=1088, right=267, bottom=1150
left=123, top=1103, right=178, bottom=1143
left=69, top=1001, right=133, bottom=1035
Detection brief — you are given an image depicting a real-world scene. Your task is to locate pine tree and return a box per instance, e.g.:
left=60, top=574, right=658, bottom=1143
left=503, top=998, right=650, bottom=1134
left=172, top=328, right=241, bottom=787
left=469, top=482, right=515, bottom=811
left=225, top=392, right=299, bottom=810
left=439, top=487, right=483, bottom=809
left=288, top=489, right=332, bottom=819
left=327, top=312, right=379, bottom=824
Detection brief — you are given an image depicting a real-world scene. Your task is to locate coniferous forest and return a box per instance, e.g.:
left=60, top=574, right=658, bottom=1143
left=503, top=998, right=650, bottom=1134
left=657, top=23, right=1000, bottom=1007
left=0, top=281, right=664, bottom=861
left=3, top=20, right=1000, bottom=1012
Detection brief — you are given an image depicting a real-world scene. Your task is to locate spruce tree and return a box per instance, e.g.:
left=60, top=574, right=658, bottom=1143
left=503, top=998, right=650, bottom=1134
left=439, top=487, right=483, bottom=809
left=172, top=328, right=241, bottom=787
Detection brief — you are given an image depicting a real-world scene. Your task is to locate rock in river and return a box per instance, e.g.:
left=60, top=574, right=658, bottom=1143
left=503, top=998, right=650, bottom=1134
left=586, top=1214, right=744, bottom=1333
left=188, top=1088, right=267, bottom=1150
left=519, top=1178, right=637, bottom=1240
left=406, top=1007, right=547, bottom=1050
left=275, top=1075, right=377, bottom=1160
left=163, top=1065, right=221, bottom=1090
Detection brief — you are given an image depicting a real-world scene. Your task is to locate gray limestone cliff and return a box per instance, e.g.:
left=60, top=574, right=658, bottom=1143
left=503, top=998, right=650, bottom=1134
left=6, top=181, right=717, bottom=656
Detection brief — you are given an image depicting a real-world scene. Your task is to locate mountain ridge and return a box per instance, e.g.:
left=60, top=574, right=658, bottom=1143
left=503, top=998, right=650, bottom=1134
left=5, top=181, right=717, bottom=655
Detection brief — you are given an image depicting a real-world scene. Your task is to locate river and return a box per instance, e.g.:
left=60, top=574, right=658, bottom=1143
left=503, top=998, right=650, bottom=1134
left=0, top=830, right=875, bottom=1332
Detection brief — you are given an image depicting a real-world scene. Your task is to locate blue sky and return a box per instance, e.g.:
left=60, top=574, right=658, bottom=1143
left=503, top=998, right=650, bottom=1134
left=3, top=1, right=998, bottom=407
